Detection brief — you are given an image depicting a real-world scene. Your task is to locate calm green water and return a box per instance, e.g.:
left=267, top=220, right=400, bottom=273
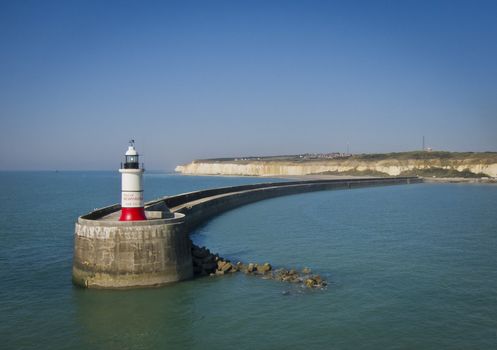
left=0, top=172, right=496, bottom=349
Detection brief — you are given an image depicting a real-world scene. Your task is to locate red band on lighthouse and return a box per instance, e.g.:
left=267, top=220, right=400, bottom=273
left=120, top=207, right=147, bottom=221
left=119, top=140, right=147, bottom=221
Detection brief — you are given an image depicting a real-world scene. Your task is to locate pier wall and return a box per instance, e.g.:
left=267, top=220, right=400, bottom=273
left=72, top=177, right=421, bottom=288
left=166, top=177, right=421, bottom=230
left=72, top=213, right=193, bottom=288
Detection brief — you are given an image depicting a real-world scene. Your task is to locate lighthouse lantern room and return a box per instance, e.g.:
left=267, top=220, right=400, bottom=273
left=119, top=140, right=147, bottom=221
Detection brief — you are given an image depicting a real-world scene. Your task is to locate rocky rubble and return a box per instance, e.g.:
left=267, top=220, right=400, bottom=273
left=191, top=243, right=327, bottom=289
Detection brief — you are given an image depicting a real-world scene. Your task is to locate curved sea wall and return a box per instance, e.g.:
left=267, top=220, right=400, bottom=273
left=72, top=212, right=193, bottom=288
left=73, top=177, right=422, bottom=289
left=164, top=177, right=420, bottom=231
left=175, top=159, right=497, bottom=177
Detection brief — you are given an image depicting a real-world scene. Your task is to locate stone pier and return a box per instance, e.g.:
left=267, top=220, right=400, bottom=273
left=72, top=176, right=422, bottom=288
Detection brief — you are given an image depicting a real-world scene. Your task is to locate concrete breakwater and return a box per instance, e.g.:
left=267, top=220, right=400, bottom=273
left=72, top=177, right=422, bottom=289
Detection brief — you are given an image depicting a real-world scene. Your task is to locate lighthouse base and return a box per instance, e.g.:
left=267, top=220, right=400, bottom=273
left=72, top=213, right=193, bottom=289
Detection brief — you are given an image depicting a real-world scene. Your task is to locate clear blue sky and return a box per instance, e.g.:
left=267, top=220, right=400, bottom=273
left=1, top=0, right=496, bottom=170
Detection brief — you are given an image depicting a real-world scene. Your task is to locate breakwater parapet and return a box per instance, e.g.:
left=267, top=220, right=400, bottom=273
left=72, top=177, right=422, bottom=289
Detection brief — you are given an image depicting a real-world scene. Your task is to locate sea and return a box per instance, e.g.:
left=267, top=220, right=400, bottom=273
left=0, top=171, right=496, bottom=350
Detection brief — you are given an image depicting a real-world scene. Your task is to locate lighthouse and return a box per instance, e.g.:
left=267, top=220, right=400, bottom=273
left=119, top=140, right=147, bottom=221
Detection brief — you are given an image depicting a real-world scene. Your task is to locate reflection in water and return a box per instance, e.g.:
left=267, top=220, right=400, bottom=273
left=73, top=281, right=198, bottom=349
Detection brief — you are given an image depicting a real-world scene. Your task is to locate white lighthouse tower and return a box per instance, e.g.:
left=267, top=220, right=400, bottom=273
left=119, top=140, right=147, bottom=221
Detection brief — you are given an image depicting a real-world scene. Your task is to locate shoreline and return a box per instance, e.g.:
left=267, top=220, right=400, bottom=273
left=420, top=176, right=497, bottom=184
left=174, top=172, right=497, bottom=184
left=275, top=175, right=497, bottom=184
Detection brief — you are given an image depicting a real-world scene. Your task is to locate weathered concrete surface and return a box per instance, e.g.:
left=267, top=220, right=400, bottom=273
left=72, top=177, right=422, bottom=289
left=72, top=213, right=193, bottom=288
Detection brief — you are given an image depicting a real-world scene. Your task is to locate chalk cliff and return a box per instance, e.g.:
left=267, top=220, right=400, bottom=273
left=175, top=152, right=497, bottom=178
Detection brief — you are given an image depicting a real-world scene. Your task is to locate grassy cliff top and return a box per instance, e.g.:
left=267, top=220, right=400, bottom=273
left=194, top=151, right=497, bottom=164
left=350, top=151, right=497, bottom=161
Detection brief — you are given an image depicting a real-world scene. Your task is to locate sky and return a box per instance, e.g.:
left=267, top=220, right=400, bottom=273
left=0, top=0, right=496, bottom=170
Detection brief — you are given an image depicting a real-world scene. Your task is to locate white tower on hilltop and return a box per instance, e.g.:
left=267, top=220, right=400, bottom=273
left=119, top=140, right=146, bottom=221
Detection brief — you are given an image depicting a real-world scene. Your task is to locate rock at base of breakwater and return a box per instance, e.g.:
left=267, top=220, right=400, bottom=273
left=190, top=241, right=327, bottom=289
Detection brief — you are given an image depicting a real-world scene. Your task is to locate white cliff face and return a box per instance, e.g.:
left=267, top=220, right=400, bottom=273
left=175, top=160, right=497, bottom=177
